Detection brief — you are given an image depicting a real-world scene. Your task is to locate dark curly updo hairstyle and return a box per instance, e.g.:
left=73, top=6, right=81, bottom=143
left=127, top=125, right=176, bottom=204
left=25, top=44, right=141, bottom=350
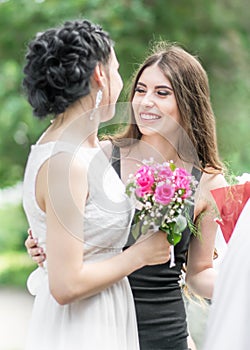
left=23, top=19, right=112, bottom=119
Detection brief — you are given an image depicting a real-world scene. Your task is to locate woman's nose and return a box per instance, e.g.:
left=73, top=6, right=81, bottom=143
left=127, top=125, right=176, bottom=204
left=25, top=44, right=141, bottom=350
left=142, top=93, right=154, bottom=108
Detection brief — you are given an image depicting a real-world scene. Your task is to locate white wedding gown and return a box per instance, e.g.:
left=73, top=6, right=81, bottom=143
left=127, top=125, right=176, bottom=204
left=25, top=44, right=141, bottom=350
left=203, top=198, right=250, bottom=350
left=23, top=141, right=139, bottom=350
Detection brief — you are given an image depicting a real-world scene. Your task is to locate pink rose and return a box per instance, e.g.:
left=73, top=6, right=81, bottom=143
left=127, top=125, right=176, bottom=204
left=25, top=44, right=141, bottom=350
left=173, top=168, right=191, bottom=197
left=154, top=183, right=175, bottom=205
left=157, top=166, right=173, bottom=182
left=135, top=165, right=155, bottom=197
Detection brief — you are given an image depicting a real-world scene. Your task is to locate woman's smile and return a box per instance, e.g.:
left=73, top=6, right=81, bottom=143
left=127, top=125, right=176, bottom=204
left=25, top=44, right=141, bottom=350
left=139, top=112, right=162, bottom=122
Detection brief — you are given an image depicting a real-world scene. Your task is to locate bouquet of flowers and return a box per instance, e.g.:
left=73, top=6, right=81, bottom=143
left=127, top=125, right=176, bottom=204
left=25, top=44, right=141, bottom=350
left=126, top=159, right=198, bottom=251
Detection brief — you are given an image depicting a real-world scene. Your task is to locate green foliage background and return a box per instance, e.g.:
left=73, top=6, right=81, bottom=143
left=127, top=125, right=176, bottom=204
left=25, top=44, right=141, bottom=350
left=0, top=0, right=249, bottom=285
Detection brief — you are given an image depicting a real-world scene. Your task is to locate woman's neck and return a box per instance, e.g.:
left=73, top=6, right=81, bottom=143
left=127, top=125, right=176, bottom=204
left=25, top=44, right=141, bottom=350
left=140, top=134, right=179, bottom=164
left=43, top=98, right=100, bottom=148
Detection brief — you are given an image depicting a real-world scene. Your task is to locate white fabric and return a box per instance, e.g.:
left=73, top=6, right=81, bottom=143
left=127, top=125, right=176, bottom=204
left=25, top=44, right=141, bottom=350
left=203, top=198, right=250, bottom=350
left=213, top=226, right=228, bottom=270
left=23, top=142, right=139, bottom=350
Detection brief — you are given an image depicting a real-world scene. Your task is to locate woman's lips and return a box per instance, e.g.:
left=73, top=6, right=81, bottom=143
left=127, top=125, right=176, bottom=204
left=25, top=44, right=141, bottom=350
left=140, top=113, right=161, bottom=121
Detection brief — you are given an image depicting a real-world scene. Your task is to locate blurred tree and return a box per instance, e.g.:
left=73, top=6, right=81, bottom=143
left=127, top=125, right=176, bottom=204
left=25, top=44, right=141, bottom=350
left=0, top=0, right=249, bottom=188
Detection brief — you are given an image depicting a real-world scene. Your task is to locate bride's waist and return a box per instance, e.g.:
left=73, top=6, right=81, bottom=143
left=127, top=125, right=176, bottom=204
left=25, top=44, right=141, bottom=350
left=27, top=250, right=123, bottom=295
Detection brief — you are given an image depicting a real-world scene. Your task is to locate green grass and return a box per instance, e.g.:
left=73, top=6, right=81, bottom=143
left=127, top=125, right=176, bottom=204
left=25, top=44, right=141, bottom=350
left=0, top=251, right=35, bottom=287
left=0, top=203, right=36, bottom=287
left=0, top=203, right=28, bottom=252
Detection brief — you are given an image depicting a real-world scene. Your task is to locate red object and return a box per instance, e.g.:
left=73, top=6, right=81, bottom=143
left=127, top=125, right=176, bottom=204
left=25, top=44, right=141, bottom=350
left=211, top=182, right=250, bottom=243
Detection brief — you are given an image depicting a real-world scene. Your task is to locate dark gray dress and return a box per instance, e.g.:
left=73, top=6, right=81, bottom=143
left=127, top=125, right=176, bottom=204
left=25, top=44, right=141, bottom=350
left=111, top=145, right=202, bottom=350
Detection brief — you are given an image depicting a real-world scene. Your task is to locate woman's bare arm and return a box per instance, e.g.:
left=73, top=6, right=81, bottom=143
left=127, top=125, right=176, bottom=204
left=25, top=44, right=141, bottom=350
left=185, top=171, right=227, bottom=299
left=33, top=151, right=171, bottom=305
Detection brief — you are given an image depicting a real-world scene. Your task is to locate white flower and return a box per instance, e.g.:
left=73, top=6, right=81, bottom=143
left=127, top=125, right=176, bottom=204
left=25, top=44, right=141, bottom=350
left=170, top=209, right=175, bottom=216
left=145, top=201, right=152, bottom=209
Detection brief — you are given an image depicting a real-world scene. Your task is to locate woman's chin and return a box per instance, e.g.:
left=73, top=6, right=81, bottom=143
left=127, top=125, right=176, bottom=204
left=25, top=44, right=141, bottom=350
left=138, top=124, right=161, bottom=137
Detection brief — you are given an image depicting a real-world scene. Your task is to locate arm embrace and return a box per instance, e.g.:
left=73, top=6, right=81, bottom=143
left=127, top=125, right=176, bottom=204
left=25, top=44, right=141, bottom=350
left=35, top=151, right=171, bottom=305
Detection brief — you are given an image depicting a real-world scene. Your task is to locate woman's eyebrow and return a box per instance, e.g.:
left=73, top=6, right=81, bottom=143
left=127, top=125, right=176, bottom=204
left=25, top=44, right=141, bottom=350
left=137, top=82, right=173, bottom=91
left=155, top=85, right=173, bottom=91
left=136, top=82, right=146, bottom=87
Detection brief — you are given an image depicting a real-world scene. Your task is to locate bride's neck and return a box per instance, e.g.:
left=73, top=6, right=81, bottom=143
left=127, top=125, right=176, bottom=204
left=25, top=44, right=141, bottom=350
left=45, top=99, right=99, bottom=147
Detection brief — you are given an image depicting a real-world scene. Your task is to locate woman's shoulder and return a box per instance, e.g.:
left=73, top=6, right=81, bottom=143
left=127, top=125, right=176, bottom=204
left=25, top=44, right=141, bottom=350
left=200, top=167, right=228, bottom=190
left=99, top=139, right=113, bottom=159
left=194, top=168, right=228, bottom=215
left=99, top=139, right=112, bottom=148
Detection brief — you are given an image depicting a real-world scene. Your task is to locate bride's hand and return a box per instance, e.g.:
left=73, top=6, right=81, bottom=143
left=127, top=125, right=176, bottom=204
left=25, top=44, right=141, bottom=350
left=25, top=229, right=46, bottom=267
left=134, top=230, right=171, bottom=266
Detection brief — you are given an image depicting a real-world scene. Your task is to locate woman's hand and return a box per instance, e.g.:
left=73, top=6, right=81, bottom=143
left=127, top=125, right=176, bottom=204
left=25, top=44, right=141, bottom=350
left=25, top=227, right=170, bottom=269
left=25, top=229, right=46, bottom=267
left=134, top=230, right=171, bottom=266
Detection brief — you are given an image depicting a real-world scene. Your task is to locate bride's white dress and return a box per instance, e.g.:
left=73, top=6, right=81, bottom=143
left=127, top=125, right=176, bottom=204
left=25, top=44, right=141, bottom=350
left=203, top=198, right=250, bottom=350
left=23, top=142, right=139, bottom=350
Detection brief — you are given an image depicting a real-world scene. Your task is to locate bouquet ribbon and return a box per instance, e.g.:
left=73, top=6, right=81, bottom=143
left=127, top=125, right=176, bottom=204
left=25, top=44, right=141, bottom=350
left=211, top=181, right=250, bottom=243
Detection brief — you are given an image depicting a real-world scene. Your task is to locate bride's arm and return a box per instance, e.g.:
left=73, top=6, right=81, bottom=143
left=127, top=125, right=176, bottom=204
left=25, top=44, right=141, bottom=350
left=38, top=152, right=170, bottom=305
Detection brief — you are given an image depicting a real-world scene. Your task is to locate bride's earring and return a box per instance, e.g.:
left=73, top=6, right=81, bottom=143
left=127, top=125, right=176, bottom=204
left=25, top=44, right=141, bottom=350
left=95, top=89, right=103, bottom=109
left=90, top=89, right=103, bottom=121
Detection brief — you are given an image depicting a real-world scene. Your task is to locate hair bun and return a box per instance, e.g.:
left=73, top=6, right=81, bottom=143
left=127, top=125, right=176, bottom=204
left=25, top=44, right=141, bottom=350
left=23, top=19, right=112, bottom=119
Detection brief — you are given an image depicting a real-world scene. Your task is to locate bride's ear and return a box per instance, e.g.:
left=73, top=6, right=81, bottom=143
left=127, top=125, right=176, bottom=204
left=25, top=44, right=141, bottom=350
left=93, top=63, right=106, bottom=89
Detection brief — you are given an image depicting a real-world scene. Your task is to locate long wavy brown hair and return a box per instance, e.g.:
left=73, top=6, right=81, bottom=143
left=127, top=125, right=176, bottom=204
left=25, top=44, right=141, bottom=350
left=109, top=42, right=224, bottom=174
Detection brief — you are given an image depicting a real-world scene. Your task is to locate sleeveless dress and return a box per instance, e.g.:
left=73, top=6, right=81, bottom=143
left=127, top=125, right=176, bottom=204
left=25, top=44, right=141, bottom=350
left=22, top=141, right=139, bottom=350
left=111, top=145, right=202, bottom=350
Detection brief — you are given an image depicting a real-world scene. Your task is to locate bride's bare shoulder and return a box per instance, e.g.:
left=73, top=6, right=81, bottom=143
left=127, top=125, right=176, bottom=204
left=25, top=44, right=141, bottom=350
left=99, top=139, right=113, bottom=158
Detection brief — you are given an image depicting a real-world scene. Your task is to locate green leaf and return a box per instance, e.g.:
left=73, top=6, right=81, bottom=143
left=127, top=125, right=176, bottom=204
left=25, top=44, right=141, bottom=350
left=160, top=220, right=184, bottom=245
left=131, top=221, right=141, bottom=240
left=133, top=210, right=141, bottom=224
left=159, top=226, right=169, bottom=234
left=167, top=231, right=182, bottom=245
left=159, top=220, right=169, bottom=231
left=175, top=215, right=187, bottom=232
left=184, top=207, right=200, bottom=238
left=169, top=162, right=176, bottom=171
left=141, top=220, right=151, bottom=235
left=125, top=182, right=135, bottom=196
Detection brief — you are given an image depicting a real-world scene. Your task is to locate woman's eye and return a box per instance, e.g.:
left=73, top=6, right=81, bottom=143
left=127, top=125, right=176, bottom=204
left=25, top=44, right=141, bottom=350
left=157, top=90, right=171, bottom=96
left=134, top=87, right=146, bottom=94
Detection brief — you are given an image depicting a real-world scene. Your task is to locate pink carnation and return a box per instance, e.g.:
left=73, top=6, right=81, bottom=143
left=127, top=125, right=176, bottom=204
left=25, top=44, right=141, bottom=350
left=154, top=183, right=175, bottom=205
left=174, top=168, right=191, bottom=197
left=135, top=165, right=155, bottom=197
